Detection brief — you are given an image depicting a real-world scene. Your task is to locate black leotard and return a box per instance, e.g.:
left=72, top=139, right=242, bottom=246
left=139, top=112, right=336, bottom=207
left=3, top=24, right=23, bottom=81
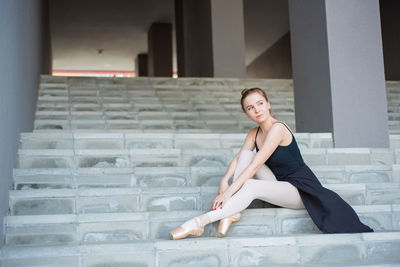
left=255, top=122, right=373, bottom=233
left=255, top=124, right=304, bottom=178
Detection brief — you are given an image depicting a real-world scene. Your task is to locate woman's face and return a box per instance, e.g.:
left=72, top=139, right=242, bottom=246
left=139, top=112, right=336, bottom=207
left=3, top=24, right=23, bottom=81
left=242, top=92, right=270, bottom=123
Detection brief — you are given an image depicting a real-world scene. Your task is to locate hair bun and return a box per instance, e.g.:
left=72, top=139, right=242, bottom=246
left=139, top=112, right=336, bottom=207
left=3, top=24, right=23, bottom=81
left=241, top=88, right=249, bottom=96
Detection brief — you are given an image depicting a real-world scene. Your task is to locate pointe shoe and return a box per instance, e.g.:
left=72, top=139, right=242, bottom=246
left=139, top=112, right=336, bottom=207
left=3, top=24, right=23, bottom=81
left=217, top=213, right=241, bottom=238
left=169, top=225, right=204, bottom=240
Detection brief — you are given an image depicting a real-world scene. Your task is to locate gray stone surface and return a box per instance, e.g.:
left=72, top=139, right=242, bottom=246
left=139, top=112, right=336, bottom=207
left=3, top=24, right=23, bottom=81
left=31, top=77, right=400, bottom=133
left=231, top=246, right=298, bottom=265
left=11, top=198, right=74, bottom=215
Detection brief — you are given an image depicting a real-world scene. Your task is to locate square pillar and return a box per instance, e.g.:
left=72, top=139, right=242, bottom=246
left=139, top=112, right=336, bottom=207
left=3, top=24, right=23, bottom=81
left=289, top=0, right=389, bottom=147
left=148, top=23, right=172, bottom=77
left=210, top=0, right=246, bottom=78
left=135, top=53, right=148, bottom=77
left=175, top=0, right=245, bottom=78
left=175, top=0, right=213, bottom=77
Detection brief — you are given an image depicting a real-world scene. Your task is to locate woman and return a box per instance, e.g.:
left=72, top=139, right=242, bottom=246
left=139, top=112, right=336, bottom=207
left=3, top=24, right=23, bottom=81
left=169, top=88, right=373, bottom=240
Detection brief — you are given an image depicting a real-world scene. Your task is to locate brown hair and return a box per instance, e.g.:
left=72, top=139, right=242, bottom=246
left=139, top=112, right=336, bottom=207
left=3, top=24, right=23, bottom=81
left=240, top=87, right=270, bottom=112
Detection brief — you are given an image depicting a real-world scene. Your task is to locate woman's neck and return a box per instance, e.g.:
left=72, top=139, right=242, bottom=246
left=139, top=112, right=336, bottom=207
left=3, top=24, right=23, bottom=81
left=259, top=117, right=277, bottom=134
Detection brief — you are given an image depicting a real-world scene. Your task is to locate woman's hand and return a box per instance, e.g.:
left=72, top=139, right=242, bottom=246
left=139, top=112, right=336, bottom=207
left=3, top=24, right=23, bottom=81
left=218, top=180, right=229, bottom=195
left=212, top=190, right=233, bottom=210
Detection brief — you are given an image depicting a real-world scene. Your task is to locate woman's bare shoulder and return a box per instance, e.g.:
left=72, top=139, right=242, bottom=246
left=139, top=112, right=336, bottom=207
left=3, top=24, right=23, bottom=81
left=246, top=127, right=259, bottom=138
left=239, top=127, right=258, bottom=151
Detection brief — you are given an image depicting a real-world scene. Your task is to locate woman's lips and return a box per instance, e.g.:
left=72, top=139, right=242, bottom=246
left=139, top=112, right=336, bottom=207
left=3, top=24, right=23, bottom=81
left=256, top=114, right=263, bottom=118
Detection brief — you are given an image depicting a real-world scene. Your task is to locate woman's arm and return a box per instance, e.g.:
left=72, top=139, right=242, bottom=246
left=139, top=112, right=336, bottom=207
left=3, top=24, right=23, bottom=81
left=212, top=123, right=285, bottom=209
left=218, top=155, right=238, bottom=194
left=218, top=128, right=257, bottom=194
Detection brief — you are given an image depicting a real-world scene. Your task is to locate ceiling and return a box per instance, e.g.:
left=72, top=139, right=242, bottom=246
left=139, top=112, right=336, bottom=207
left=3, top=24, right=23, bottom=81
left=49, top=0, right=289, bottom=73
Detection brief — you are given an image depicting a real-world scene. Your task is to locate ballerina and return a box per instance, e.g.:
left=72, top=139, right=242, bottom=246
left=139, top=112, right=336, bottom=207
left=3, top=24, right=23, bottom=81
left=169, top=87, right=373, bottom=240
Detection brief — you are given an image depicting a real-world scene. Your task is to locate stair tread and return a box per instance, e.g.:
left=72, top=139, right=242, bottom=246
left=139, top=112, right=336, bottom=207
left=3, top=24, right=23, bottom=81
left=5, top=204, right=399, bottom=225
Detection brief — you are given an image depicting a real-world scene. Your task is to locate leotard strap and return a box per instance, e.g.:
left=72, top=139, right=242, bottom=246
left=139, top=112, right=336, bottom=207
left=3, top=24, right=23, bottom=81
left=254, top=122, right=293, bottom=150
left=274, top=121, right=294, bottom=135
left=254, top=127, right=260, bottom=150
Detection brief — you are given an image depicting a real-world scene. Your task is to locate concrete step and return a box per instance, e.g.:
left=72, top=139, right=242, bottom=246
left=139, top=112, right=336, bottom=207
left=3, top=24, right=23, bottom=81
left=16, top=147, right=398, bottom=170
left=4, top=205, right=399, bottom=246
left=8, top=183, right=400, bottom=216
left=1, top=231, right=400, bottom=266
left=32, top=119, right=400, bottom=134
left=19, top=131, right=400, bottom=152
left=33, top=76, right=400, bottom=133
left=19, top=132, right=334, bottom=150
left=12, top=165, right=400, bottom=190
left=32, top=119, right=293, bottom=133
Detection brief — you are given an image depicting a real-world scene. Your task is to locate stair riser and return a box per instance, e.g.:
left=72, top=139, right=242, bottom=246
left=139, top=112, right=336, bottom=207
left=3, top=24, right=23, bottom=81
left=19, top=133, right=399, bottom=150
left=13, top=166, right=400, bottom=189
left=19, top=133, right=333, bottom=150
left=5, top=207, right=400, bottom=246
left=17, top=149, right=397, bottom=169
left=2, top=233, right=400, bottom=266
left=9, top=186, right=400, bottom=216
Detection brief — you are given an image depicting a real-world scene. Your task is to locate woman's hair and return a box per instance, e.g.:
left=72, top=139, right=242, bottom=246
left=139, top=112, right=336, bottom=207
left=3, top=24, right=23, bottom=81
left=240, top=87, right=270, bottom=112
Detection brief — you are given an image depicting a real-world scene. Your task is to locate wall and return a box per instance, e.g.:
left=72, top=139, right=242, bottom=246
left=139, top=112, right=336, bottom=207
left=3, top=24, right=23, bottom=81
left=210, top=0, right=246, bottom=78
left=246, top=32, right=292, bottom=78
left=244, top=0, right=291, bottom=78
left=0, top=0, right=48, bottom=245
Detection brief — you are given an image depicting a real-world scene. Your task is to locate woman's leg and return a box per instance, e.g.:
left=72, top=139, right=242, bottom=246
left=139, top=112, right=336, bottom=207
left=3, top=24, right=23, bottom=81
left=207, top=149, right=303, bottom=223
left=241, top=150, right=277, bottom=182
left=229, top=149, right=277, bottom=183
left=170, top=149, right=304, bottom=239
left=207, top=179, right=304, bottom=222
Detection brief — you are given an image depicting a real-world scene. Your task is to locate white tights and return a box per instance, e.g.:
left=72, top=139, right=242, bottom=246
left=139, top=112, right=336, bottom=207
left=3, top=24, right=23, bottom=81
left=205, top=150, right=305, bottom=224
left=181, top=150, right=305, bottom=230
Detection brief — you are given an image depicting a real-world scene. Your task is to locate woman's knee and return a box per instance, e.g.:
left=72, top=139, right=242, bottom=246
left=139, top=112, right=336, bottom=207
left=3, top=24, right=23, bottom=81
left=241, top=178, right=257, bottom=191
left=255, top=165, right=277, bottom=181
left=239, top=149, right=255, bottom=159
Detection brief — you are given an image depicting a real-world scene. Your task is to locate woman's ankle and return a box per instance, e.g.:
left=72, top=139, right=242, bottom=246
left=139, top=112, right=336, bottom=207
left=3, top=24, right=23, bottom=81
left=198, top=214, right=211, bottom=227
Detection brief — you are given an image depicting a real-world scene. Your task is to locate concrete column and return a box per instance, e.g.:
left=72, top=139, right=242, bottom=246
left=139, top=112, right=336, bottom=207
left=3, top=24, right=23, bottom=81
left=175, top=0, right=213, bottom=77
left=210, top=0, right=246, bottom=78
left=175, top=0, right=245, bottom=77
left=135, top=53, right=148, bottom=77
left=380, top=0, right=400, bottom=80
left=0, top=0, right=44, bottom=245
left=289, top=0, right=389, bottom=148
left=41, top=0, right=52, bottom=74
left=147, top=23, right=172, bottom=77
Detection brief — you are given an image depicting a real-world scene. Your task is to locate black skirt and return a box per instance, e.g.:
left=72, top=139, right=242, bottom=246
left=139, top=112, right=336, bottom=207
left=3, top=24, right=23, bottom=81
left=279, top=164, right=374, bottom=233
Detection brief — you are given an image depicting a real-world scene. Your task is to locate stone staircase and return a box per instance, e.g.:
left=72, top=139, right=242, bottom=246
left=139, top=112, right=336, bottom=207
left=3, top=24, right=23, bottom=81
left=33, top=76, right=400, bottom=134
left=1, top=76, right=400, bottom=266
